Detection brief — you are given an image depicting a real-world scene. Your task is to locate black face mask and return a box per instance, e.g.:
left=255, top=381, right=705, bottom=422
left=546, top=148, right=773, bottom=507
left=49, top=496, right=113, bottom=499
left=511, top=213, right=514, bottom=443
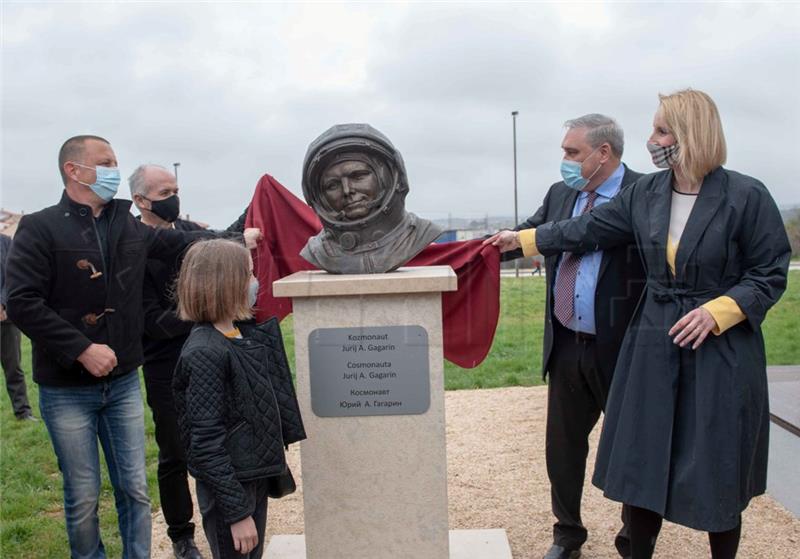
left=145, top=194, right=180, bottom=223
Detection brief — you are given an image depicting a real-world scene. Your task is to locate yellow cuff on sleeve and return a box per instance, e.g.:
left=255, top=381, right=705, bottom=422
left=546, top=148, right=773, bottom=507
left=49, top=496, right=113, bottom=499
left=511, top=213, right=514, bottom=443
left=666, top=235, right=678, bottom=276
left=701, top=296, right=746, bottom=335
left=519, top=228, right=539, bottom=257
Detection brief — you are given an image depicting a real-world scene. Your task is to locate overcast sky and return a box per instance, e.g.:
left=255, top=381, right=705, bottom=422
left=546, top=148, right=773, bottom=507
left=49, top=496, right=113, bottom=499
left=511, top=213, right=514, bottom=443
left=2, top=2, right=798, bottom=228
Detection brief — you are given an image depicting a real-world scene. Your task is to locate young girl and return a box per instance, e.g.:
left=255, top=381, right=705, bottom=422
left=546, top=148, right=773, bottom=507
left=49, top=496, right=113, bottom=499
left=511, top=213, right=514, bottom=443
left=173, top=239, right=305, bottom=558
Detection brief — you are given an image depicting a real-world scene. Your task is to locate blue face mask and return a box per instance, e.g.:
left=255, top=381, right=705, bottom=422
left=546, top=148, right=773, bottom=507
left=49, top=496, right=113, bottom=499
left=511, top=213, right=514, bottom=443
left=560, top=148, right=601, bottom=191
left=74, top=163, right=121, bottom=202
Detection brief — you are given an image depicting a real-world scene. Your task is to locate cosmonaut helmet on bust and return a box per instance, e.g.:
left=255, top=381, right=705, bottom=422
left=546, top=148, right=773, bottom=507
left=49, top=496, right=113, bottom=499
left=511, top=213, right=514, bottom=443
left=302, top=123, right=409, bottom=251
left=300, top=123, right=440, bottom=274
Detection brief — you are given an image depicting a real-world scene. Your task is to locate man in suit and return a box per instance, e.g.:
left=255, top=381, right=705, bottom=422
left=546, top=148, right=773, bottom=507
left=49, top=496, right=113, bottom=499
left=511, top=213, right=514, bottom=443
left=485, top=114, right=645, bottom=559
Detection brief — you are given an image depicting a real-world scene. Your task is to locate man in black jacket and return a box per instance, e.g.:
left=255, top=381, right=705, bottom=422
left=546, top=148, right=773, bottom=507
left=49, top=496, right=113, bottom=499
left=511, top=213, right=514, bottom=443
left=129, top=163, right=255, bottom=559
left=486, top=115, right=645, bottom=559
left=5, top=135, right=259, bottom=559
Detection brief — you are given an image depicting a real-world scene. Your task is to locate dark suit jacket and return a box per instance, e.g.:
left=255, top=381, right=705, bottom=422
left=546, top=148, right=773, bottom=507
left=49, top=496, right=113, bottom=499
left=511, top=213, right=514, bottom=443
left=504, top=165, right=646, bottom=384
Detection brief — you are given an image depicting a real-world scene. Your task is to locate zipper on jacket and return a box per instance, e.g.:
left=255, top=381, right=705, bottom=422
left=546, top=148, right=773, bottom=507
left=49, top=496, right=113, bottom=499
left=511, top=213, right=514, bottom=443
left=261, top=352, right=288, bottom=451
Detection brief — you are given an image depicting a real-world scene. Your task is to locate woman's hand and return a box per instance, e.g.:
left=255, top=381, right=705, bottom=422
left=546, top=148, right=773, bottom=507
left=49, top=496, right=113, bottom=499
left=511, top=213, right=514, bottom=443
left=230, top=516, right=258, bottom=554
left=482, top=230, right=520, bottom=253
left=668, top=307, right=717, bottom=350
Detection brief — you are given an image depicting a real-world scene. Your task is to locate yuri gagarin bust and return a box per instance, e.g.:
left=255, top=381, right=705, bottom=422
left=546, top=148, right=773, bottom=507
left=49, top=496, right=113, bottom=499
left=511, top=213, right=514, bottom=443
left=320, top=159, right=381, bottom=222
left=300, top=123, right=441, bottom=274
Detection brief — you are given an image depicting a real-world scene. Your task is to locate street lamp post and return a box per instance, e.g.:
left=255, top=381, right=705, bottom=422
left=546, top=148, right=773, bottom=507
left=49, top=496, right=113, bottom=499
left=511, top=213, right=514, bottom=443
left=511, top=110, right=519, bottom=278
left=173, top=162, right=181, bottom=183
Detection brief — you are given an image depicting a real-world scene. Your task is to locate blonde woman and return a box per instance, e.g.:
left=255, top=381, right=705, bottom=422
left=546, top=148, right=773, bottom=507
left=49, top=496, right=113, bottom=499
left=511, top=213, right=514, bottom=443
left=485, top=89, right=790, bottom=558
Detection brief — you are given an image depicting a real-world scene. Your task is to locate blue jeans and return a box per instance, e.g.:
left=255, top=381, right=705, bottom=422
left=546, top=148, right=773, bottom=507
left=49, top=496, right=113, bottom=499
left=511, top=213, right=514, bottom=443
left=39, top=371, right=151, bottom=559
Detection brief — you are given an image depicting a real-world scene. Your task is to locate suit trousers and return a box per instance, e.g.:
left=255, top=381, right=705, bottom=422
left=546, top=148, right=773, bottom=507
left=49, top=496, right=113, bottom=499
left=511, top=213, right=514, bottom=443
left=143, top=358, right=195, bottom=543
left=1, top=320, right=32, bottom=418
left=546, top=322, right=629, bottom=555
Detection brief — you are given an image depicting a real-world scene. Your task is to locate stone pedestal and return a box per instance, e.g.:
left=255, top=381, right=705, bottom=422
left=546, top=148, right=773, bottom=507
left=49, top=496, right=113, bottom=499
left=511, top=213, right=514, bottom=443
left=269, top=266, right=511, bottom=559
left=266, top=530, right=513, bottom=559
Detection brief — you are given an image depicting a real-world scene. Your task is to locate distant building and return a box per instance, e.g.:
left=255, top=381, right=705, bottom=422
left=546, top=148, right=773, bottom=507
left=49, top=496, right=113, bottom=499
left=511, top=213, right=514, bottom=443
left=455, top=229, right=492, bottom=241
left=435, top=230, right=458, bottom=243
left=0, top=209, right=23, bottom=237
left=434, top=228, right=492, bottom=244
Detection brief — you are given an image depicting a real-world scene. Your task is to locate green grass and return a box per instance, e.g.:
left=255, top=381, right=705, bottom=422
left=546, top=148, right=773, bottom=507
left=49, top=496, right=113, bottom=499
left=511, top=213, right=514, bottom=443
left=2, top=271, right=798, bottom=556
left=0, top=337, right=160, bottom=557
left=443, top=275, right=547, bottom=390
left=763, top=270, right=800, bottom=364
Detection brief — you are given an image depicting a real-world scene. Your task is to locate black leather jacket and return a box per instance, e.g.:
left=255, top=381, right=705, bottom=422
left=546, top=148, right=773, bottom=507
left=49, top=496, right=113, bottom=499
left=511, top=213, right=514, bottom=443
left=173, top=319, right=306, bottom=523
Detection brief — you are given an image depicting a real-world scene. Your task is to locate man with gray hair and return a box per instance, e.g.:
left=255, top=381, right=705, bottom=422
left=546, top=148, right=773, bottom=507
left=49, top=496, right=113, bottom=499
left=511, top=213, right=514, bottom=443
left=130, top=164, right=257, bottom=559
left=485, top=114, right=645, bottom=559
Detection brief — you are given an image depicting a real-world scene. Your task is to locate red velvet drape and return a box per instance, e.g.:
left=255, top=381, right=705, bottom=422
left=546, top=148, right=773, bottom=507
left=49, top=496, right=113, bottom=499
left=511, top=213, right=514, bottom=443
left=245, top=174, right=500, bottom=368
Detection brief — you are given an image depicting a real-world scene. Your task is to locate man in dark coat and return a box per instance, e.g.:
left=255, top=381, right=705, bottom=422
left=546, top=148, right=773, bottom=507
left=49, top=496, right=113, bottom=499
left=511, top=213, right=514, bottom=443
left=128, top=163, right=256, bottom=559
left=0, top=232, right=35, bottom=420
left=500, top=115, right=645, bottom=559
left=5, top=135, right=258, bottom=559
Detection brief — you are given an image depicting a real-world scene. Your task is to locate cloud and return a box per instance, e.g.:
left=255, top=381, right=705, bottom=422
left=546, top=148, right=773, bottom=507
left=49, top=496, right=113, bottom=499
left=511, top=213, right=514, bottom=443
left=2, top=2, right=798, bottom=228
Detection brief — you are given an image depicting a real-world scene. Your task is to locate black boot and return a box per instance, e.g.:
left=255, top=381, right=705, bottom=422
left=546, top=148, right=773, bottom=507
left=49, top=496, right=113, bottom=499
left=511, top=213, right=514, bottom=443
left=173, top=537, right=203, bottom=559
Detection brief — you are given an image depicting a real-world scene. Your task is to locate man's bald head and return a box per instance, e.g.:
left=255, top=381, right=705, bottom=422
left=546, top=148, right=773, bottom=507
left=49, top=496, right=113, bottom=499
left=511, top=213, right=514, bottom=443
left=128, top=164, right=174, bottom=199
left=128, top=164, right=180, bottom=226
left=58, top=135, right=111, bottom=185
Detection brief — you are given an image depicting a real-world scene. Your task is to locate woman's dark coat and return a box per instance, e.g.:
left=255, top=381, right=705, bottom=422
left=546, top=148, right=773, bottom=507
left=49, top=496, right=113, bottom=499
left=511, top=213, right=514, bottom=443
left=534, top=167, right=791, bottom=531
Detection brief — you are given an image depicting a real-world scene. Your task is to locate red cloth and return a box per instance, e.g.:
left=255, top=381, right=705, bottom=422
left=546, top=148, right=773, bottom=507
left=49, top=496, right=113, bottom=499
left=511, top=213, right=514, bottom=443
left=245, top=174, right=500, bottom=368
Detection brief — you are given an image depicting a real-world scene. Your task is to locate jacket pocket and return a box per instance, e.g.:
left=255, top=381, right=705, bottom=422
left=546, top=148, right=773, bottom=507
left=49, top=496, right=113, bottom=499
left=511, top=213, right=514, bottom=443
left=226, top=420, right=258, bottom=470
left=228, top=420, right=247, bottom=437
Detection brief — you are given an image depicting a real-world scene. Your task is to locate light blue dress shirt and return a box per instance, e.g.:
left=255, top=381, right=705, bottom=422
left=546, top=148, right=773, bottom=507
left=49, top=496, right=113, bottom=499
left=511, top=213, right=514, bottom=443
left=555, top=163, right=625, bottom=334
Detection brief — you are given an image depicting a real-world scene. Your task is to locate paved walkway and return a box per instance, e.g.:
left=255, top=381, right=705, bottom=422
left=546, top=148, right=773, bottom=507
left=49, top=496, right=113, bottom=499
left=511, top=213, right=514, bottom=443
left=768, top=365, right=800, bottom=435
left=767, top=366, right=800, bottom=517
left=151, top=386, right=800, bottom=558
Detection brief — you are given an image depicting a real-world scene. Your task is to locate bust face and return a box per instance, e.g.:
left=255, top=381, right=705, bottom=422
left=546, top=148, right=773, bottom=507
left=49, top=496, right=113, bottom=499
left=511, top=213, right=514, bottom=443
left=320, top=159, right=380, bottom=221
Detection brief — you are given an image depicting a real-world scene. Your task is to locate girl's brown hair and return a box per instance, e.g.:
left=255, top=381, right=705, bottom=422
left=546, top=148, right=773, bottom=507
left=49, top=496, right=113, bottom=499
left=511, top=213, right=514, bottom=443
left=176, top=239, right=252, bottom=323
left=658, top=88, right=727, bottom=185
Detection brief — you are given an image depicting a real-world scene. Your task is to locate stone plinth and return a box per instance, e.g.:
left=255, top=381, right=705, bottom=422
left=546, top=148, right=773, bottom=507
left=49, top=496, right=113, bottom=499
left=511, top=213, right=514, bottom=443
left=265, top=530, right=513, bottom=559
left=271, top=266, right=457, bottom=559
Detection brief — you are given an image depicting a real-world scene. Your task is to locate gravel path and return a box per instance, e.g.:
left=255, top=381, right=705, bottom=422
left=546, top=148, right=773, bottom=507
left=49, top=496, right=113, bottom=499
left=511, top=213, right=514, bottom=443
left=151, top=386, right=800, bottom=558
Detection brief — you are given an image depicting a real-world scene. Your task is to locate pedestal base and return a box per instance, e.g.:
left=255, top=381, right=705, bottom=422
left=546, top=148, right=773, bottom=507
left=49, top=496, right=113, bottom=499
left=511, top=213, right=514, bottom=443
left=274, top=267, right=458, bottom=558
left=265, top=530, right=513, bottom=559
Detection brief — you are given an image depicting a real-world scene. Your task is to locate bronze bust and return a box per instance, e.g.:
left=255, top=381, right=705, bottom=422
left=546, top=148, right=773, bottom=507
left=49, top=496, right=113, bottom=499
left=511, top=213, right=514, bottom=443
left=300, top=123, right=441, bottom=274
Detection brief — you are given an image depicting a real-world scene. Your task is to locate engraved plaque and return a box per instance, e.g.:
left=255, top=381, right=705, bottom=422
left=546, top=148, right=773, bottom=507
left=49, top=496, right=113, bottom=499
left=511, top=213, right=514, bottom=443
left=308, top=325, right=430, bottom=417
